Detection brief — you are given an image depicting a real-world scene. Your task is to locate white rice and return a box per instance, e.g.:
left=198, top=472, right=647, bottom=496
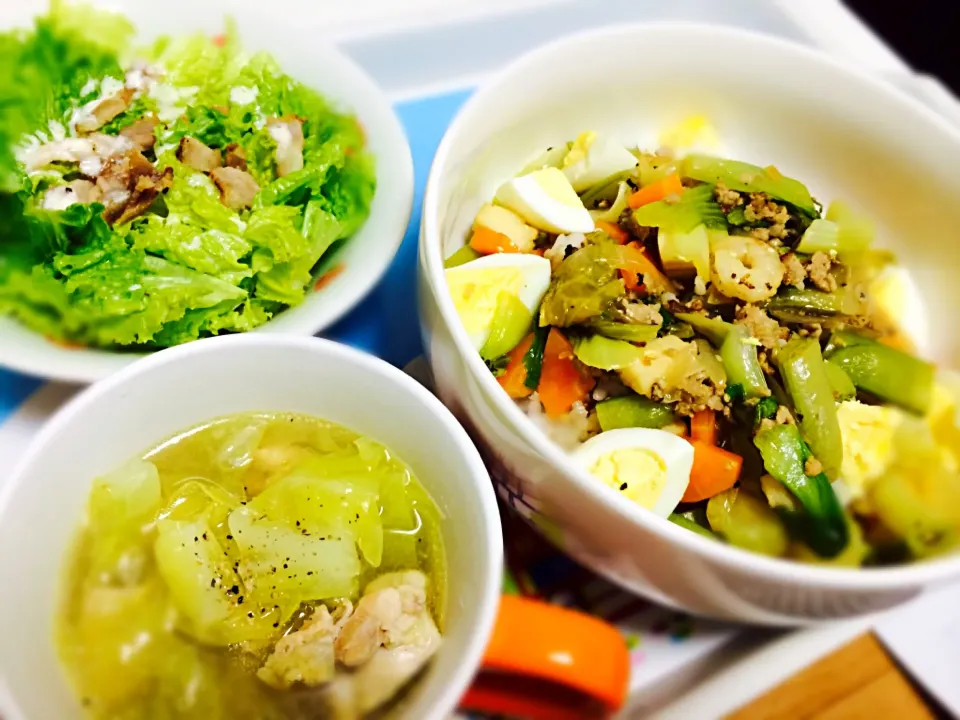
left=522, top=393, right=592, bottom=451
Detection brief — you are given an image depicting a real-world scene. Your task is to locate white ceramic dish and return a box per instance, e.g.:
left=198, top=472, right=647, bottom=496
left=418, top=22, right=960, bottom=625
left=0, top=335, right=501, bottom=719
left=0, top=1, right=414, bottom=384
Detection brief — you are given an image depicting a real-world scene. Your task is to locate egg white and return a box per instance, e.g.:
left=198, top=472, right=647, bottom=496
left=562, top=134, right=638, bottom=192
left=571, top=428, right=693, bottom=517
left=495, top=169, right=595, bottom=235
left=445, top=253, right=552, bottom=349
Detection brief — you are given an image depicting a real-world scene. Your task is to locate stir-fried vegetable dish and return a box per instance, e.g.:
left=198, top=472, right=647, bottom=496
left=58, top=412, right=445, bottom=718
left=445, top=128, right=960, bottom=566
left=0, top=2, right=374, bottom=349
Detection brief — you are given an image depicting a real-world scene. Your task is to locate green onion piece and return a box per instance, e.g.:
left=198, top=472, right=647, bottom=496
left=522, top=325, right=550, bottom=391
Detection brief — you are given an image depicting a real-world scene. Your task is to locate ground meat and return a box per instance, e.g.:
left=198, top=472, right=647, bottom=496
left=622, top=301, right=663, bottom=326
left=807, top=251, right=838, bottom=292
left=796, top=324, right=823, bottom=340
left=736, top=304, right=789, bottom=349
left=669, top=386, right=726, bottom=417
left=744, top=193, right=791, bottom=242
left=714, top=182, right=743, bottom=212
left=618, top=335, right=724, bottom=416
left=804, top=456, right=823, bottom=476
left=775, top=406, right=795, bottom=425
left=781, top=252, right=806, bottom=289
left=757, top=349, right=774, bottom=375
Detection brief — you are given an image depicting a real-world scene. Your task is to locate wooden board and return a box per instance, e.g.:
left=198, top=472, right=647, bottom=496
left=725, top=634, right=938, bottom=720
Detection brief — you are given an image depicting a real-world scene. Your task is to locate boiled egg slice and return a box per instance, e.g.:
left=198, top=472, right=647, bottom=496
left=445, top=253, right=551, bottom=350
left=495, top=168, right=595, bottom=235
left=561, top=131, right=639, bottom=192
left=571, top=428, right=693, bottom=517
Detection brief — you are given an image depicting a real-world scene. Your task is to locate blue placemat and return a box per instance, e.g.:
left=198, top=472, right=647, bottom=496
left=0, top=88, right=473, bottom=427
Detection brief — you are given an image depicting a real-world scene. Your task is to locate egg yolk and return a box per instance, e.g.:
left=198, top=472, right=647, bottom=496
left=446, top=267, right=524, bottom=337
left=837, top=400, right=901, bottom=502
left=588, top=448, right=667, bottom=510
left=562, top=131, right=597, bottom=168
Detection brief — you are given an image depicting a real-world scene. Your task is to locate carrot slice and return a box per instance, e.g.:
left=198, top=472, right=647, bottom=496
left=470, top=226, right=518, bottom=255
left=498, top=334, right=536, bottom=399
left=618, top=241, right=672, bottom=293
left=596, top=220, right=629, bottom=244
left=690, top=410, right=718, bottom=446
left=313, top=264, right=344, bottom=292
left=538, top=329, right=595, bottom=418
left=627, top=173, right=683, bottom=209
left=681, top=442, right=743, bottom=503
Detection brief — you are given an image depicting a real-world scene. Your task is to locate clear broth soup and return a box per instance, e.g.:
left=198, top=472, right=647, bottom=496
left=56, top=413, right=447, bottom=719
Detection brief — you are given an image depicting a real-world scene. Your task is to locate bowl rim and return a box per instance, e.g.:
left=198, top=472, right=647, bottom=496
left=0, top=17, right=414, bottom=385
left=0, top=334, right=502, bottom=720
left=421, top=20, right=960, bottom=591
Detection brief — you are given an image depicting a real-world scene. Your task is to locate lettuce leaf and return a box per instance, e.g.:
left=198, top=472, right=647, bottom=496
left=0, top=5, right=375, bottom=350
left=130, top=216, right=252, bottom=285
left=162, top=161, right=245, bottom=234
left=0, top=0, right=132, bottom=190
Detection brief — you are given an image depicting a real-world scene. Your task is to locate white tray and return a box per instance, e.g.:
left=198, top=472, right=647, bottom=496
left=2, top=2, right=959, bottom=717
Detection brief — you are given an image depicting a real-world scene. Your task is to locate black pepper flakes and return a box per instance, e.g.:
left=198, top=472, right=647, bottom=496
left=238, top=596, right=244, bottom=605
left=620, top=482, right=628, bottom=491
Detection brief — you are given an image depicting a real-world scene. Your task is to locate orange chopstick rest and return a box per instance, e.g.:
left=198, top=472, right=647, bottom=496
left=459, top=595, right=631, bottom=720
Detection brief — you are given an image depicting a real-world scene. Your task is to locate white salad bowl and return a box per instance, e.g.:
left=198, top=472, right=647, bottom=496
left=418, top=23, right=960, bottom=625
left=0, top=0, right=413, bottom=384
left=0, top=335, right=502, bottom=719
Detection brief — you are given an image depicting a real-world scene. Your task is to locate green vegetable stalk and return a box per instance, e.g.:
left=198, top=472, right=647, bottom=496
left=721, top=325, right=770, bottom=399
left=680, top=154, right=817, bottom=216
left=754, top=424, right=848, bottom=557
left=632, top=184, right=726, bottom=233
left=825, top=334, right=934, bottom=415
left=480, top=293, right=533, bottom=361
left=669, top=512, right=718, bottom=540
left=443, top=245, right=481, bottom=269
left=676, top=314, right=768, bottom=398
left=776, top=337, right=843, bottom=479
left=573, top=335, right=644, bottom=371
left=596, top=395, right=677, bottom=431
